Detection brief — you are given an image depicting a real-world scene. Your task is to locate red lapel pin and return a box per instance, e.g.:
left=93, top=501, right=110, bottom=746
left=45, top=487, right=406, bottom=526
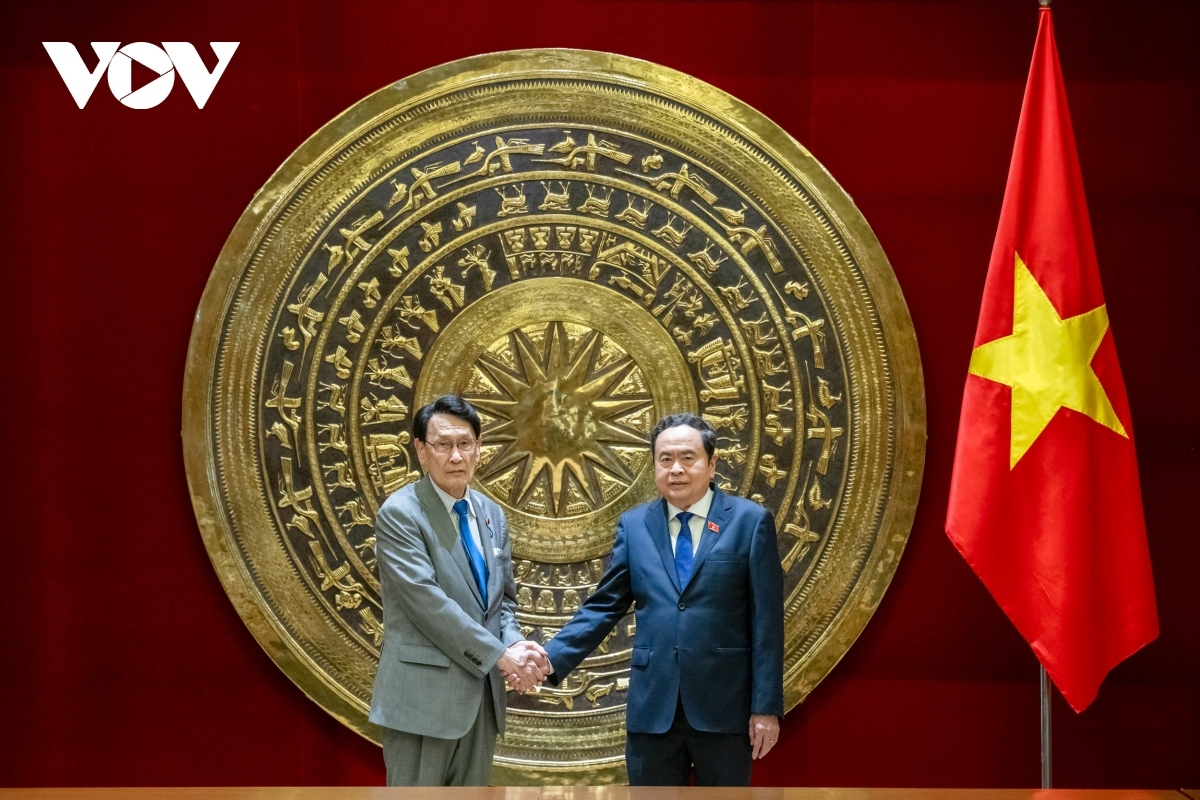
left=707, top=521, right=720, bottom=534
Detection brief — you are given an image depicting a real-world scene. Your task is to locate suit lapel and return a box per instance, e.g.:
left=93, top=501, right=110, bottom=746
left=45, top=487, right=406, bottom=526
left=471, top=491, right=500, bottom=613
left=682, top=484, right=731, bottom=592
left=415, top=476, right=484, bottom=610
left=646, top=498, right=682, bottom=594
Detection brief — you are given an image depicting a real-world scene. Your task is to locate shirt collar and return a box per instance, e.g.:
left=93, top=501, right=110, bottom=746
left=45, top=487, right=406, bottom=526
left=666, top=486, right=714, bottom=523
left=430, top=478, right=473, bottom=518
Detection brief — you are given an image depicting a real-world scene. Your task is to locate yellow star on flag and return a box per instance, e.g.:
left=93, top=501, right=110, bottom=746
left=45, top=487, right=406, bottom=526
left=969, top=253, right=1127, bottom=468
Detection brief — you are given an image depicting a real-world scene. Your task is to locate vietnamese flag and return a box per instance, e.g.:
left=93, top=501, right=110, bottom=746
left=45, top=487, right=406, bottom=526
left=945, top=4, right=1158, bottom=713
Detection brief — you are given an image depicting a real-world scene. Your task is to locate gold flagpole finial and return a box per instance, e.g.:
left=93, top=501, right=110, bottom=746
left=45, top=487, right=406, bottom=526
left=1039, top=0, right=1051, bottom=6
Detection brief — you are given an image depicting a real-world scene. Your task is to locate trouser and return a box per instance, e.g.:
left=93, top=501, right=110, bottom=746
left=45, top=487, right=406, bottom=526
left=382, top=684, right=498, bottom=786
left=625, top=696, right=753, bottom=786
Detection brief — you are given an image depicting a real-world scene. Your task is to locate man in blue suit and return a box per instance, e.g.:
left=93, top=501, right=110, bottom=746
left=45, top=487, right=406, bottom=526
left=545, top=413, right=784, bottom=785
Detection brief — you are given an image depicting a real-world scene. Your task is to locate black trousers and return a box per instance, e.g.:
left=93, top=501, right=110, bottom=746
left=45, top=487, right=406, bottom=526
left=625, top=697, right=753, bottom=786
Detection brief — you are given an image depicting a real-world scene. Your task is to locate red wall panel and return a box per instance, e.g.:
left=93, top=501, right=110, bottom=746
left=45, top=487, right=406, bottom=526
left=1, top=0, right=1195, bottom=788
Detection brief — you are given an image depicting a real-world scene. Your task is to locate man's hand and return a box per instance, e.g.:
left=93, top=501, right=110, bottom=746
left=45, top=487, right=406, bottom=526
left=749, top=714, right=780, bottom=759
left=497, top=641, right=550, bottom=693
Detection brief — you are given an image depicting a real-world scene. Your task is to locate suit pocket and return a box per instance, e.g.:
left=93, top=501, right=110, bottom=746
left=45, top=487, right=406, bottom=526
left=631, top=647, right=650, bottom=667
left=705, top=555, right=747, bottom=575
left=395, top=643, right=451, bottom=668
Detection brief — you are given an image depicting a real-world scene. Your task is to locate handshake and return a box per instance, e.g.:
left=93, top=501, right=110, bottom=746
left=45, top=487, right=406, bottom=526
left=496, top=640, right=552, bottom=693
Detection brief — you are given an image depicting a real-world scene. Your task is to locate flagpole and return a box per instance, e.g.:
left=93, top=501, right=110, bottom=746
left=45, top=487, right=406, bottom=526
left=1040, top=664, right=1052, bottom=788
left=1033, top=0, right=1053, bottom=784
left=1032, top=0, right=1054, bottom=789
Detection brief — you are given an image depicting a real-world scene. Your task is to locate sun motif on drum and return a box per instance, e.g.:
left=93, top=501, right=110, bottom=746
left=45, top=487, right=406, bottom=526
left=466, top=322, right=652, bottom=518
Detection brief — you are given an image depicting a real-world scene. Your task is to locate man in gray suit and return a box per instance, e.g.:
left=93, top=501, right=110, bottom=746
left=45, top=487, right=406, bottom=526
left=369, top=395, right=549, bottom=786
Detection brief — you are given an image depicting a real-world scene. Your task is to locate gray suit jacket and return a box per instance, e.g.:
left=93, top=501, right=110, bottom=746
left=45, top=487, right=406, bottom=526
left=369, top=475, right=523, bottom=739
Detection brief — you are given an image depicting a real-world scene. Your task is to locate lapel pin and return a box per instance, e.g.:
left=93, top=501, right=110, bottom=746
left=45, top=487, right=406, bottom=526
left=707, top=521, right=720, bottom=534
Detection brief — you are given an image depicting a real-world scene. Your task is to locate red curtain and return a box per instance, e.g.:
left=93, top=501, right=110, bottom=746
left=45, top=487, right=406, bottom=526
left=0, top=0, right=1195, bottom=788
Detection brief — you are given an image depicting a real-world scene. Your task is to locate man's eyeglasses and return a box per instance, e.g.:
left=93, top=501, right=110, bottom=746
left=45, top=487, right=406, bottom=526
left=424, top=438, right=479, bottom=455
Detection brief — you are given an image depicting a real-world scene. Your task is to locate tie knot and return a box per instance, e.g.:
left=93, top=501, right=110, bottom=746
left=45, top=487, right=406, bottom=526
left=452, top=499, right=469, bottom=519
left=676, top=511, right=694, bottom=528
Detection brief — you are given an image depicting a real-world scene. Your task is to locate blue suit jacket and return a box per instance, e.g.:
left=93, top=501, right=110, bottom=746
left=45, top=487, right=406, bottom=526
left=546, top=485, right=784, bottom=734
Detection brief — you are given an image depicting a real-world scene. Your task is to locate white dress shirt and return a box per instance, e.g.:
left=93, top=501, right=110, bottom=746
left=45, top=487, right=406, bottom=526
left=429, top=479, right=484, bottom=552
left=665, top=488, right=714, bottom=556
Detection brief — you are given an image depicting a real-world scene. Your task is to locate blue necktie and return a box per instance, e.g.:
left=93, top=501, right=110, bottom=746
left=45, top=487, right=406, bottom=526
left=453, top=499, right=488, bottom=606
left=674, top=511, right=694, bottom=587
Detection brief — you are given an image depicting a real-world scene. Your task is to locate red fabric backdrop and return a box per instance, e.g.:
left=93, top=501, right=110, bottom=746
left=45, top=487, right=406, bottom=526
left=1, top=0, right=1196, bottom=788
